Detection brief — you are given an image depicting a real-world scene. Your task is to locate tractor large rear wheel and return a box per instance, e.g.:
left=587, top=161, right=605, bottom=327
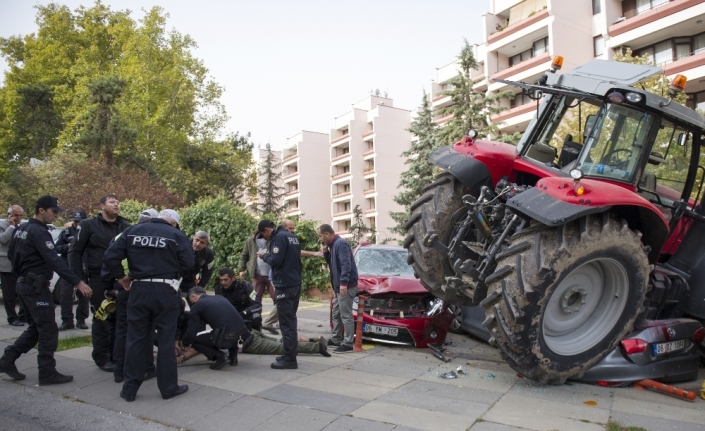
left=404, top=174, right=474, bottom=306
left=482, top=214, right=649, bottom=384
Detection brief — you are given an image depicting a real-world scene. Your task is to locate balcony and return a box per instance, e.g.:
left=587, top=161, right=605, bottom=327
left=492, top=101, right=537, bottom=132
left=362, top=150, right=375, bottom=160
left=331, top=153, right=352, bottom=165
left=364, top=208, right=378, bottom=217
left=362, top=130, right=375, bottom=140
left=487, top=9, right=549, bottom=46
left=282, top=153, right=298, bottom=165
left=433, top=113, right=454, bottom=125
left=285, top=207, right=301, bottom=215
left=363, top=169, right=376, bottom=179
left=610, top=0, right=705, bottom=47
left=665, top=51, right=705, bottom=77
left=283, top=189, right=300, bottom=200
left=282, top=172, right=299, bottom=183
left=332, top=191, right=351, bottom=202
left=331, top=172, right=352, bottom=184
left=491, top=52, right=551, bottom=83
left=331, top=133, right=351, bottom=147
left=363, top=188, right=376, bottom=196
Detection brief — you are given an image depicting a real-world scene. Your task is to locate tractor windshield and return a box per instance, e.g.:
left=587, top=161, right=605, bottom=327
left=575, top=103, right=655, bottom=183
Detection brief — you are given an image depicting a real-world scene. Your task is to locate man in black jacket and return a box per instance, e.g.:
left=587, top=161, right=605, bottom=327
left=0, top=196, right=93, bottom=385
left=179, top=231, right=215, bottom=296
left=68, top=195, right=130, bottom=372
left=56, top=209, right=89, bottom=330
left=184, top=287, right=252, bottom=370
left=257, top=219, right=301, bottom=370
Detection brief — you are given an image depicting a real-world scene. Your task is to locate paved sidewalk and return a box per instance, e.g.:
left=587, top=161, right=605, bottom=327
left=1, top=298, right=704, bottom=431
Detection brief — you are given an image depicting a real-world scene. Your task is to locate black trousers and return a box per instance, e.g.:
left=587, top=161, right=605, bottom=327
left=88, top=275, right=115, bottom=366
left=122, top=281, right=180, bottom=398
left=1, top=271, right=25, bottom=323
left=192, top=332, right=237, bottom=361
left=11, top=281, right=58, bottom=378
left=274, top=285, right=301, bottom=363
left=58, top=278, right=89, bottom=323
left=113, top=289, right=155, bottom=379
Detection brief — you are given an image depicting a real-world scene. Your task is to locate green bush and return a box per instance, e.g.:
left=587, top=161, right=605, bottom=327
left=120, top=199, right=150, bottom=224
left=290, top=216, right=330, bottom=292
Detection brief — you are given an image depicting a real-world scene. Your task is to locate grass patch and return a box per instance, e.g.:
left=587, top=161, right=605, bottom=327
left=606, top=420, right=651, bottom=431
left=56, top=335, right=92, bottom=352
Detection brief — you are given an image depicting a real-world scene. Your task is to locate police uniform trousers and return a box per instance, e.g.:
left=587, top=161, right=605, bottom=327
left=274, top=285, right=301, bottom=363
left=88, top=274, right=115, bottom=366
left=10, top=281, right=59, bottom=378
left=243, top=329, right=319, bottom=355
left=191, top=331, right=238, bottom=361
left=0, top=272, right=26, bottom=323
left=122, top=281, right=180, bottom=398
left=58, top=277, right=89, bottom=324
left=113, top=289, right=155, bottom=380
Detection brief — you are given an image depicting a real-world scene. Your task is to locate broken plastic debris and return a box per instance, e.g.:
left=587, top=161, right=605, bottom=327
left=456, top=365, right=465, bottom=374
left=583, top=400, right=597, bottom=406
left=440, top=371, right=457, bottom=379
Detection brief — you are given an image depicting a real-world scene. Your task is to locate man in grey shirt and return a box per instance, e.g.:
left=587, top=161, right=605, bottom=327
left=0, top=205, right=25, bottom=326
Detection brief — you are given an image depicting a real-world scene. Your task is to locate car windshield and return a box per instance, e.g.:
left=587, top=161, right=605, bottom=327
left=575, top=103, right=655, bottom=182
left=354, top=248, right=414, bottom=277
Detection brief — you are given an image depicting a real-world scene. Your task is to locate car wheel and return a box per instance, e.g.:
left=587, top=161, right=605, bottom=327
left=447, top=303, right=463, bottom=334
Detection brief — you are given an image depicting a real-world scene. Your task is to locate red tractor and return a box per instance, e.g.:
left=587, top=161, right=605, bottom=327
left=404, top=57, right=705, bottom=384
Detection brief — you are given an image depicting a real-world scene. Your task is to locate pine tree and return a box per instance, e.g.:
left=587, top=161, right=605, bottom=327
left=348, top=204, right=369, bottom=249
left=436, top=39, right=514, bottom=145
left=390, top=91, right=440, bottom=237
left=254, top=143, right=287, bottom=217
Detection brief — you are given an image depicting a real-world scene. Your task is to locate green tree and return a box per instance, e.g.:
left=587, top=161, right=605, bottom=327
left=75, top=75, right=136, bottom=166
left=348, top=205, right=369, bottom=249
left=12, top=83, right=62, bottom=160
left=287, top=216, right=330, bottom=292
left=390, top=91, right=440, bottom=238
left=254, top=143, right=287, bottom=217
left=436, top=39, right=513, bottom=145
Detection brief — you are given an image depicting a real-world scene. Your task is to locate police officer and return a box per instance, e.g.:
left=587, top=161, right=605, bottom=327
left=184, top=286, right=253, bottom=370
left=0, top=196, right=92, bottom=385
left=179, top=231, right=215, bottom=296
left=103, top=209, right=193, bottom=402
left=56, top=209, right=89, bottom=330
left=68, top=194, right=129, bottom=372
left=256, top=219, right=302, bottom=370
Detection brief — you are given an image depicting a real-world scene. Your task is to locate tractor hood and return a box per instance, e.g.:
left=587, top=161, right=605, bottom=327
left=565, top=60, right=662, bottom=86
left=358, top=275, right=428, bottom=296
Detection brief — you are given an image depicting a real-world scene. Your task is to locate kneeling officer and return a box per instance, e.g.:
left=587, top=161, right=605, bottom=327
left=0, top=196, right=93, bottom=385
left=184, top=287, right=253, bottom=370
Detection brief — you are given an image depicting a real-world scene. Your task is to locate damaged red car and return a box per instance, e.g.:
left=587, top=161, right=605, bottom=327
left=346, top=244, right=454, bottom=348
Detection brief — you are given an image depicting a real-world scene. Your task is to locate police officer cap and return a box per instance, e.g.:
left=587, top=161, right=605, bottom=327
left=35, top=195, right=65, bottom=213
left=138, top=208, right=158, bottom=224
left=70, top=209, right=87, bottom=221
left=158, top=209, right=181, bottom=224
left=257, top=219, right=276, bottom=233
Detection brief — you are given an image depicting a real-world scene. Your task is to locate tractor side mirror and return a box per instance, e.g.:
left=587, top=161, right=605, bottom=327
left=677, top=132, right=689, bottom=146
left=648, top=152, right=666, bottom=166
left=584, top=115, right=597, bottom=143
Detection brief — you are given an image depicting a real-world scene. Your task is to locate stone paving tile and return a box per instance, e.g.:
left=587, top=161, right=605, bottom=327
left=316, top=366, right=411, bottom=389
left=610, top=410, right=705, bottom=431
left=611, top=394, right=705, bottom=424
left=417, top=362, right=518, bottom=393
left=377, top=381, right=494, bottom=417
left=510, top=378, right=615, bottom=410
left=66, top=376, right=124, bottom=406
left=391, top=426, right=425, bottom=431
left=180, top=367, right=283, bottom=395
left=321, top=415, right=395, bottom=431
left=265, top=405, right=339, bottom=431
left=351, top=400, right=476, bottom=431
left=36, top=364, right=115, bottom=395
left=141, top=386, right=243, bottom=427
left=345, top=354, right=434, bottom=379
left=613, top=385, right=705, bottom=412
left=55, top=345, right=94, bottom=361
left=99, top=378, right=184, bottom=416
left=188, top=395, right=288, bottom=431
left=468, top=422, right=533, bottom=431
left=481, top=393, right=608, bottom=431
left=0, top=381, right=31, bottom=412
left=394, top=379, right=504, bottom=404
left=0, top=326, right=24, bottom=341
left=287, top=373, right=393, bottom=400
left=256, top=383, right=367, bottom=415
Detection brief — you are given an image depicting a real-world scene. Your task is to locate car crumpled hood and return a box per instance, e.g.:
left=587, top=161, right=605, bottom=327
left=357, top=275, right=427, bottom=295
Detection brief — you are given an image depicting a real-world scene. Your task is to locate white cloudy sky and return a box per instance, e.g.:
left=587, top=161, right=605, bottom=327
left=0, top=0, right=485, bottom=149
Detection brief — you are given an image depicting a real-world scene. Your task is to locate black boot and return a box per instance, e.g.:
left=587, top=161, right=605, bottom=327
left=228, top=348, right=238, bottom=366
left=209, top=351, right=227, bottom=370
left=0, top=347, right=25, bottom=380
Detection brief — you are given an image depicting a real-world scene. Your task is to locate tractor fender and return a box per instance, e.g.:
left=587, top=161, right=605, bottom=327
left=429, top=146, right=493, bottom=194
left=507, top=177, right=669, bottom=264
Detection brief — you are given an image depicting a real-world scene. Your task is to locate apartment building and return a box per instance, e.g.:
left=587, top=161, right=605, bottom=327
left=280, top=131, right=331, bottom=224
left=433, top=0, right=705, bottom=136
left=329, top=95, right=411, bottom=240
left=242, top=147, right=283, bottom=215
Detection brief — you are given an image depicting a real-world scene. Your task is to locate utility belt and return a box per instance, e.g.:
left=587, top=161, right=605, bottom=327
left=18, top=272, right=51, bottom=295
left=133, top=278, right=182, bottom=294
left=211, top=324, right=241, bottom=349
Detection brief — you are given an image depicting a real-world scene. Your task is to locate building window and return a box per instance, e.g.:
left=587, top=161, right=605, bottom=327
left=344, top=202, right=351, bottom=212
left=592, top=0, right=601, bottom=15
left=343, top=165, right=350, bottom=173
left=342, top=147, right=349, bottom=154
left=633, top=32, right=705, bottom=66
left=533, top=37, right=548, bottom=56
left=509, top=37, right=549, bottom=67
left=344, top=184, right=350, bottom=192
left=594, top=35, right=605, bottom=57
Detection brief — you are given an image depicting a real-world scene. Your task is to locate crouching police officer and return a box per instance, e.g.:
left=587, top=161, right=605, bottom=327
left=257, top=219, right=302, bottom=370
left=184, top=287, right=253, bottom=369
left=0, top=196, right=93, bottom=385
left=103, top=209, right=193, bottom=402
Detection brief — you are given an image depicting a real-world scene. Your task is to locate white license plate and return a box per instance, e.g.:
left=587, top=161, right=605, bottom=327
left=653, top=339, right=686, bottom=355
left=363, top=324, right=399, bottom=337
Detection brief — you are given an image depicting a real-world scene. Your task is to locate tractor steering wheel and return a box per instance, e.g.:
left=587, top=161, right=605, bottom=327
left=600, top=148, right=632, bottom=169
